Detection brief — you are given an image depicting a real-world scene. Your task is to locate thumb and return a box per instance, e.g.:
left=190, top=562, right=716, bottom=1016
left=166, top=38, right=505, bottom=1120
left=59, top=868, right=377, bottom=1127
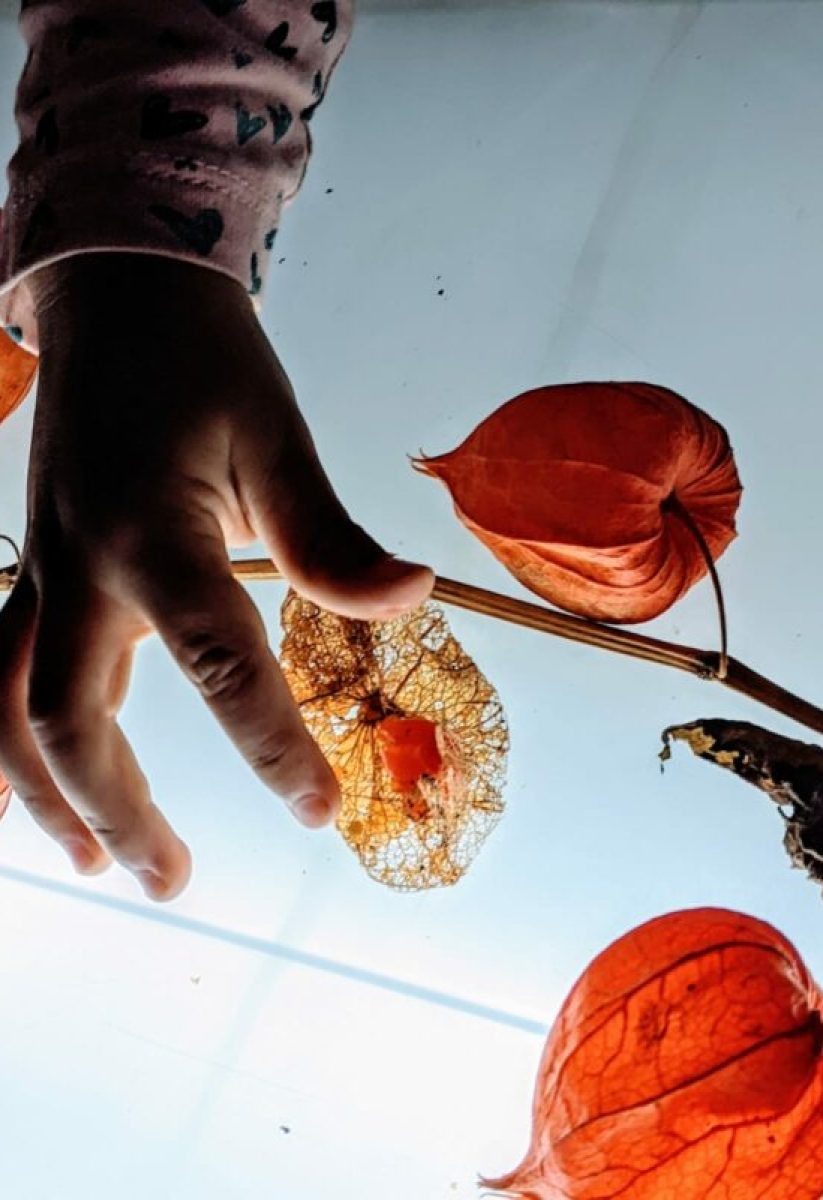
left=237, top=415, right=433, bottom=621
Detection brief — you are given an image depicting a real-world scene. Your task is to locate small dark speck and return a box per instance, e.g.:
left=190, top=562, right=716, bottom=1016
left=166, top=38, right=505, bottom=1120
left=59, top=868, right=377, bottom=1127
left=325, top=187, right=334, bottom=194
left=695, top=54, right=702, bottom=60
left=768, top=1135, right=776, bottom=1144
left=280, top=1125, right=291, bottom=1134
left=436, top=274, right=441, bottom=280
left=302, top=261, right=308, bottom=267
left=278, top=257, right=285, bottom=264
left=437, top=288, right=445, bottom=297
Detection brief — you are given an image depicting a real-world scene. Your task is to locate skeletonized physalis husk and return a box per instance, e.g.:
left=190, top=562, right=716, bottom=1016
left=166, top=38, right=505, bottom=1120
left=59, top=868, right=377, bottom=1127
left=280, top=592, right=509, bottom=891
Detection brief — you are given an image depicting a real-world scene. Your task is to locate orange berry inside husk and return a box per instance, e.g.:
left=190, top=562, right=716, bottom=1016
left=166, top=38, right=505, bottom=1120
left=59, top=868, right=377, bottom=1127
left=377, top=716, right=443, bottom=789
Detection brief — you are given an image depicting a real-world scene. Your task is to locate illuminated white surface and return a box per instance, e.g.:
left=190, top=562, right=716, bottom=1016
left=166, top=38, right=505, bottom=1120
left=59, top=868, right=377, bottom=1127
left=2, top=2, right=823, bottom=1196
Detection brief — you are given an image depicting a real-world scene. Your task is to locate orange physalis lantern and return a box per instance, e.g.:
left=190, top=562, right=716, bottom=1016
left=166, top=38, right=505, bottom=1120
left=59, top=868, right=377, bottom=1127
left=484, top=907, right=823, bottom=1200
left=279, top=591, right=508, bottom=890
left=416, top=382, right=741, bottom=624
left=0, top=326, right=37, bottom=424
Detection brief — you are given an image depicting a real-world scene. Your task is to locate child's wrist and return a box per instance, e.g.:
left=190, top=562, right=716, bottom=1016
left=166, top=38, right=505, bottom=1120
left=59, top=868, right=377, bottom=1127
left=31, top=253, right=250, bottom=348
left=33, top=252, right=242, bottom=308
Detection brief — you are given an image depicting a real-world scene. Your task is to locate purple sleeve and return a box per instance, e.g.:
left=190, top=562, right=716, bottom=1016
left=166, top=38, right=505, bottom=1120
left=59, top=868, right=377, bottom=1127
left=0, top=0, right=352, bottom=352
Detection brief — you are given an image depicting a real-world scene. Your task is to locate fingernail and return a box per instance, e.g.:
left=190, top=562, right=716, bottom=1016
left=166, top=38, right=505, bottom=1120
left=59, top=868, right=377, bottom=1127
left=290, top=794, right=335, bottom=828
left=136, top=868, right=166, bottom=898
left=64, top=840, right=99, bottom=874
left=372, top=557, right=422, bottom=583
left=372, top=560, right=434, bottom=617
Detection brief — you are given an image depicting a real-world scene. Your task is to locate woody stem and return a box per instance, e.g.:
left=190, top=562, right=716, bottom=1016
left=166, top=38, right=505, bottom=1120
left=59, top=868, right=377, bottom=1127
left=1, top=553, right=822, bottom=737
left=0, top=534, right=21, bottom=565
left=226, top=559, right=823, bottom=733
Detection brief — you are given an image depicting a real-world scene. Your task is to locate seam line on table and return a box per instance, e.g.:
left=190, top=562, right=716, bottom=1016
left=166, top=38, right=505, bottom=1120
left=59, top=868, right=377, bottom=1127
left=0, top=863, right=549, bottom=1037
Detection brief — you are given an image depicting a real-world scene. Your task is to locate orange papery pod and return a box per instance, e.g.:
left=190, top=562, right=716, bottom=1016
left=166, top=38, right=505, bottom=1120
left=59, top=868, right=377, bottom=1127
left=416, top=382, right=741, bottom=624
left=483, top=907, right=823, bottom=1200
left=0, top=327, right=37, bottom=424
left=279, top=592, right=508, bottom=890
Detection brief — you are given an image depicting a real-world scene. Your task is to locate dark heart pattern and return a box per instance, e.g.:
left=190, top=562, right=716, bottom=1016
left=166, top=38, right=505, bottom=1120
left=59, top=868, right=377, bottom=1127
left=35, top=106, right=59, bottom=156
left=149, top=205, right=224, bottom=256
left=20, top=201, right=58, bottom=257
left=233, top=49, right=254, bottom=69
left=311, top=1, right=337, bottom=44
left=268, top=104, right=293, bottom=144
left=265, top=23, right=298, bottom=62
left=236, top=104, right=267, bottom=146
left=264, top=228, right=278, bottom=251
left=200, top=0, right=247, bottom=15
left=141, top=95, right=210, bottom=140
left=66, top=16, right=109, bottom=54
left=301, top=72, right=325, bottom=122
left=249, top=252, right=263, bottom=296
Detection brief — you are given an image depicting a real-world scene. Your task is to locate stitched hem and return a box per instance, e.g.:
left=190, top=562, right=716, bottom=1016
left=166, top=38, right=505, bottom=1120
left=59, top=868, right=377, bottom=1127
left=0, top=154, right=284, bottom=307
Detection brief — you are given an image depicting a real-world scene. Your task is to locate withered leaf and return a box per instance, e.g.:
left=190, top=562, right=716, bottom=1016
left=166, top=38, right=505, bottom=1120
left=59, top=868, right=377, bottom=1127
left=279, top=592, right=508, bottom=891
left=661, top=718, right=823, bottom=888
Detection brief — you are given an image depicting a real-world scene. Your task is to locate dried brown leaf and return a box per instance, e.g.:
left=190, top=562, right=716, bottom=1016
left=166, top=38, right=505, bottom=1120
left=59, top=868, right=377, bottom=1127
left=661, top=718, right=823, bottom=889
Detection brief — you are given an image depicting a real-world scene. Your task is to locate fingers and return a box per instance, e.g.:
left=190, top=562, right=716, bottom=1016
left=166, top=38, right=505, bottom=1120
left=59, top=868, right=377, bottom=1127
left=132, top=528, right=340, bottom=828
left=27, top=578, right=191, bottom=900
left=0, top=573, right=110, bottom=874
left=235, top=400, right=433, bottom=621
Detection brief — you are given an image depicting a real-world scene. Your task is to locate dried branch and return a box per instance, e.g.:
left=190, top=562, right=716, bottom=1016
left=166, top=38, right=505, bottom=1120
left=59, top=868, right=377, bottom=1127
left=2, top=552, right=822, bottom=737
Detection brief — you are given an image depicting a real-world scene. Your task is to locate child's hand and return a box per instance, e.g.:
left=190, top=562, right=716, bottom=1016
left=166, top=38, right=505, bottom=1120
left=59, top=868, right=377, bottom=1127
left=0, top=254, right=432, bottom=900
